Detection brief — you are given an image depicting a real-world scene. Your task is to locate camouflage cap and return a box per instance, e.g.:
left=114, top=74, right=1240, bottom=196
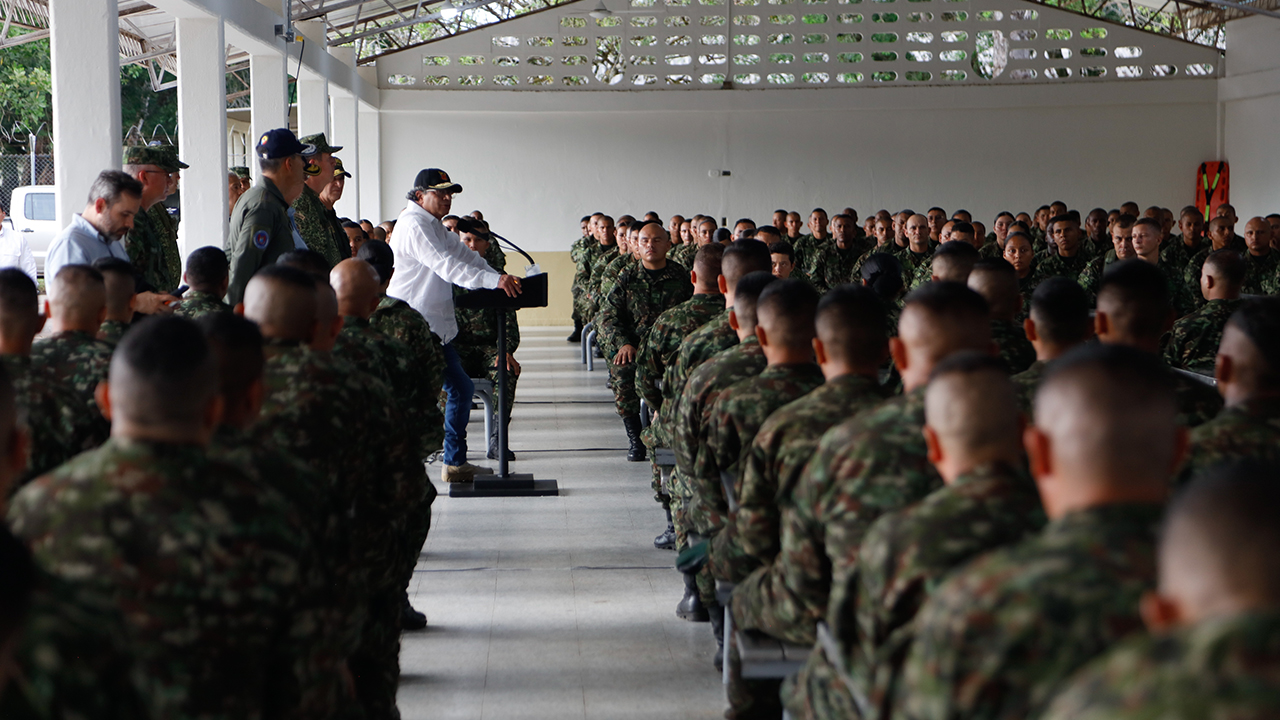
left=231, top=166, right=251, bottom=179
left=298, top=133, right=342, bottom=155
left=334, top=157, right=352, bottom=179
left=123, top=144, right=189, bottom=171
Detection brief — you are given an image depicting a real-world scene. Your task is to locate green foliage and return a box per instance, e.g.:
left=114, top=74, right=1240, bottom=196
left=120, top=64, right=178, bottom=145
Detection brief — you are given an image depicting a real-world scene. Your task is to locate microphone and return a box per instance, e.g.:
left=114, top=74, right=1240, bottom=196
left=490, top=231, right=540, bottom=275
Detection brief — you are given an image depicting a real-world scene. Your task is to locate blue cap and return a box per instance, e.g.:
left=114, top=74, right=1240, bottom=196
left=255, top=128, right=316, bottom=160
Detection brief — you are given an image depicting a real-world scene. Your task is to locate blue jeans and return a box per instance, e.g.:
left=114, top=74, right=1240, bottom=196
left=441, top=342, right=474, bottom=466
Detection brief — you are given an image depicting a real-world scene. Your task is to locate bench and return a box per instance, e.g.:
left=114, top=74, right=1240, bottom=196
left=582, top=324, right=600, bottom=371
left=580, top=321, right=593, bottom=365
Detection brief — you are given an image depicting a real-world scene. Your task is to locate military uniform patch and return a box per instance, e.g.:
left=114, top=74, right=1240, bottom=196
left=253, top=229, right=269, bottom=250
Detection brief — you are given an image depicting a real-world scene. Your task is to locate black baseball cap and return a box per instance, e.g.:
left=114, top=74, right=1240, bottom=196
left=256, top=128, right=316, bottom=160
left=414, top=168, right=462, bottom=194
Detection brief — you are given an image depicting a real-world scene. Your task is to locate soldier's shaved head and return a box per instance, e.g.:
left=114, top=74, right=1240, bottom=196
left=721, top=239, right=773, bottom=304
left=184, top=247, right=230, bottom=295
left=106, top=316, right=220, bottom=438
left=92, top=257, right=137, bottom=324
left=1029, top=278, right=1091, bottom=349
left=925, top=352, right=1022, bottom=482
left=756, top=279, right=819, bottom=352
left=1217, top=298, right=1280, bottom=406
left=693, top=243, right=724, bottom=293
left=242, top=265, right=318, bottom=342
left=276, top=249, right=330, bottom=280
left=929, top=241, right=980, bottom=284
left=816, top=284, right=888, bottom=371
left=47, top=265, right=106, bottom=333
left=1151, top=463, right=1280, bottom=628
left=1202, top=248, right=1245, bottom=292
left=1096, top=259, right=1173, bottom=350
left=967, top=258, right=1021, bottom=321
left=1031, top=344, right=1179, bottom=515
left=894, top=282, right=993, bottom=392
left=0, top=268, right=42, bottom=354
left=732, top=271, right=776, bottom=334
left=197, top=312, right=265, bottom=429
left=357, top=240, right=395, bottom=287
left=330, top=259, right=381, bottom=320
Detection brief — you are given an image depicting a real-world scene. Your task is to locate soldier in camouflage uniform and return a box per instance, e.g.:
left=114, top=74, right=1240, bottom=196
left=896, top=215, right=934, bottom=284
left=1010, top=278, right=1092, bottom=414
left=1160, top=205, right=1208, bottom=273
left=1241, top=217, right=1280, bottom=296
left=568, top=215, right=595, bottom=342
left=1184, top=216, right=1248, bottom=295
left=809, top=214, right=872, bottom=293
left=174, top=246, right=233, bottom=320
left=1131, top=217, right=1197, bottom=317
left=731, top=286, right=890, bottom=646
left=792, top=208, right=831, bottom=277
left=781, top=283, right=992, bottom=719
left=815, top=354, right=1043, bottom=720
left=290, top=134, right=345, bottom=267
left=1172, top=298, right=1280, bottom=487
left=1078, top=215, right=1136, bottom=302
left=577, top=215, right=618, bottom=328
left=892, top=344, right=1175, bottom=720
left=672, top=271, right=775, bottom=663
left=242, top=266, right=419, bottom=719
left=1096, top=260, right=1222, bottom=427
left=453, top=219, right=522, bottom=460
left=30, top=266, right=113, bottom=449
left=1043, top=468, right=1280, bottom=720
left=636, top=244, right=724, bottom=532
left=594, top=225, right=640, bottom=332
left=969, top=259, right=1036, bottom=374
left=91, top=257, right=136, bottom=346
left=1001, top=232, right=1039, bottom=319
left=599, top=222, right=693, bottom=461
left=121, top=144, right=186, bottom=292
left=1164, top=249, right=1244, bottom=375
left=363, top=240, right=447, bottom=458
left=1030, top=214, right=1093, bottom=285
left=8, top=317, right=330, bottom=720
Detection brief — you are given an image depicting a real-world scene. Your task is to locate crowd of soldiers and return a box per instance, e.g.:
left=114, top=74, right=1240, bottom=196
left=0, top=130, right=520, bottom=719
left=570, top=202, right=1280, bottom=720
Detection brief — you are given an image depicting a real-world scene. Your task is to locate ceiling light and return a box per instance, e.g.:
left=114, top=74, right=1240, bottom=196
left=588, top=1, right=612, bottom=18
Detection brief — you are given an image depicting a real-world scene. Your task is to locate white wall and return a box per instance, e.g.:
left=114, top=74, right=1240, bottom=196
left=378, top=80, right=1217, bottom=253
left=1222, top=16, right=1280, bottom=223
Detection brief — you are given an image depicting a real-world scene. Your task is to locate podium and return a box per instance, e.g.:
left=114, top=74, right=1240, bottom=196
left=449, top=273, right=559, bottom=497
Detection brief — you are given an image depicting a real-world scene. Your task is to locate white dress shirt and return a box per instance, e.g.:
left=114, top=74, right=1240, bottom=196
left=0, top=221, right=37, bottom=281
left=386, top=200, right=500, bottom=343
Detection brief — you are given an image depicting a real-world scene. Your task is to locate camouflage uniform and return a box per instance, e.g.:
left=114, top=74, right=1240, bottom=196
left=992, top=319, right=1035, bottom=374
left=598, top=261, right=693, bottom=416
left=1161, top=235, right=1205, bottom=273
left=1010, top=359, right=1048, bottom=415
left=1, top=563, right=149, bottom=720
left=123, top=204, right=181, bottom=292
left=1162, top=298, right=1243, bottom=375
left=1241, top=250, right=1280, bottom=296
left=793, top=234, right=826, bottom=277
left=570, top=235, right=592, bottom=325
left=0, top=355, right=80, bottom=491
left=97, top=320, right=129, bottom=346
left=1167, top=359, right=1223, bottom=427
left=700, top=363, right=826, bottom=582
left=979, top=239, right=1003, bottom=259
left=582, top=244, right=620, bottom=322
left=337, top=315, right=438, bottom=461
left=672, top=336, right=767, bottom=603
left=1042, top=610, right=1280, bottom=720
left=670, top=241, right=698, bottom=270
left=796, top=462, right=1043, bottom=720
left=782, top=388, right=943, bottom=717
left=372, top=296, right=447, bottom=457
left=454, top=244, right=521, bottom=422
left=1173, top=399, right=1280, bottom=487
left=1015, top=266, right=1040, bottom=321
left=1031, top=250, right=1091, bottom=285
left=811, top=241, right=872, bottom=293
left=732, top=374, right=890, bottom=635
left=174, top=289, right=232, bottom=320
left=7, top=437, right=325, bottom=720
left=892, top=503, right=1163, bottom=720
left=290, top=184, right=343, bottom=267
left=849, top=244, right=895, bottom=281
left=896, top=248, right=933, bottom=283
left=30, top=330, right=113, bottom=450
left=592, top=251, right=635, bottom=335
left=1183, top=237, right=1248, bottom=291
left=1077, top=249, right=1118, bottom=301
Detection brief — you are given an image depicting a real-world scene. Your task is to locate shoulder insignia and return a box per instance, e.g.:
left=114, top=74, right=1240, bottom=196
left=254, top=229, right=270, bottom=250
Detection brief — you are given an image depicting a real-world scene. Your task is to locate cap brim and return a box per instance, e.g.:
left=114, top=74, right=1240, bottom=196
left=328, top=145, right=344, bottom=153
left=337, top=171, right=352, bottom=179
left=172, top=160, right=190, bottom=170
left=430, top=183, right=463, bottom=194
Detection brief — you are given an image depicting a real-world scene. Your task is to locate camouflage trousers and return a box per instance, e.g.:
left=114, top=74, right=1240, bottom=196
left=456, top=346, right=518, bottom=421
left=642, top=421, right=670, bottom=507
left=669, top=468, right=718, bottom=607
left=571, top=284, right=584, bottom=324
left=606, top=357, right=641, bottom=417
left=351, top=587, right=403, bottom=720
left=709, top=522, right=763, bottom=584
left=781, top=650, right=857, bottom=720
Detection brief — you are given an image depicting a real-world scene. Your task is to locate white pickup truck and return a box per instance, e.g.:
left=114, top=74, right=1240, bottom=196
left=9, top=185, right=58, bottom=275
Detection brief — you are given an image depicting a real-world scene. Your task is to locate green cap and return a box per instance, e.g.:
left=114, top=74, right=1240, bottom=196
left=334, top=157, right=352, bottom=179
left=231, top=166, right=251, bottom=179
left=123, top=144, right=188, bottom=171
left=298, top=133, right=342, bottom=155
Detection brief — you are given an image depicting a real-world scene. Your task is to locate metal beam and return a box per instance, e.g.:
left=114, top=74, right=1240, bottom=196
left=329, top=0, right=496, bottom=45
left=1194, top=0, right=1280, bottom=18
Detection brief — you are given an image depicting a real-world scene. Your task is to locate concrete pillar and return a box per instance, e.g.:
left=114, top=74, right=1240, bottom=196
left=297, top=75, right=330, bottom=139
left=174, top=16, right=228, bottom=260
left=330, top=93, right=359, bottom=219
left=249, top=50, right=289, bottom=182
left=49, top=0, right=120, bottom=229
left=358, top=106, right=383, bottom=222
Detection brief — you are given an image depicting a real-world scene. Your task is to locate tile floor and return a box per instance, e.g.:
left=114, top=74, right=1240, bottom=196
left=398, top=326, right=726, bottom=720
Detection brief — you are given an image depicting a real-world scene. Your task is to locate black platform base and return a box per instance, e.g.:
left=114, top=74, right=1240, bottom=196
left=448, top=472, right=560, bottom=497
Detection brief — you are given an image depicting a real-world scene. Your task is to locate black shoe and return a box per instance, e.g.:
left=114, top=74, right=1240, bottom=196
left=567, top=324, right=582, bottom=343
left=676, top=572, right=710, bottom=622
left=623, top=415, right=647, bottom=462
left=487, top=437, right=516, bottom=462
left=654, top=523, right=676, bottom=550
left=593, top=346, right=604, bottom=359
left=402, top=600, right=427, bottom=631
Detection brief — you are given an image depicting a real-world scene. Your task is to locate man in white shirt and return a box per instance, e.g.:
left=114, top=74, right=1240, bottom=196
left=387, top=167, right=521, bottom=483
left=0, top=204, right=36, bottom=281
